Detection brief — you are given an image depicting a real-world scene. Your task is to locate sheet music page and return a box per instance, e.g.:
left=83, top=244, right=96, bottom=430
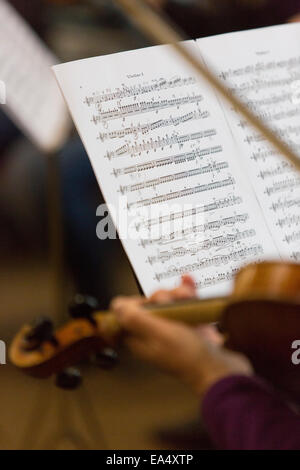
left=198, top=24, right=300, bottom=261
left=0, top=0, right=70, bottom=152
left=54, top=41, right=277, bottom=297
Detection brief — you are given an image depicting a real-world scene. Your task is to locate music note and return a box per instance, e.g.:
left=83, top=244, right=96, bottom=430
left=54, top=35, right=282, bottom=297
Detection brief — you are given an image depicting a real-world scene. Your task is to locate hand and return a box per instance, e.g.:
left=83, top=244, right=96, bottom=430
left=111, top=276, right=253, bottom=399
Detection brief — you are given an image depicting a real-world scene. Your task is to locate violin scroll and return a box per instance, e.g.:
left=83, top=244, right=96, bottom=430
left=9, top=298, right=122, bottom=385
left=23, top=316, right=58, bottom=351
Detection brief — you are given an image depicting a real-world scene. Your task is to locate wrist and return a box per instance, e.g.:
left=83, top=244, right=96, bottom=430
left=191, top=369, right=239, bottom=399
left=185, top=353, right=254, bottom=399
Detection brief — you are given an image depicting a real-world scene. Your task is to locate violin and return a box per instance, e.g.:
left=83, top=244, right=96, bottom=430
left=9, top=261, right=300, bottom=398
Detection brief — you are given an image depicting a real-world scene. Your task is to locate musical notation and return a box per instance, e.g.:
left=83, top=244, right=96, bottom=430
left=154, top=244, right=263, bottom=281
left=265, top=177, right=300, bottom=196
left=284, top=231, right=300, bottom=244
left=245, top=93, right=293, bottom=109
left=251, top=149, right=278, bottom=162
left=220, top=56, right=300, bottom=80
left=57, top=27, right=299, bottom=297
left=91, top=94, right=203, bottom=123
left=277, top=215, right=300, bottom=229
left=258, top=162, right=292, bottom=180
left=98, top=110, right=209, bottom=140
left=245, top=126, right=300, bottom=145
left=147, top=229, right=256, bottom=264
left=217, top=34, right=300, bottom=260
left=292, top=252, right=300, bottom=261
left=140, top=213, right=249, bottom=247
left=137, top=195, right=242, bottom=231
left=85, top=77, right=196, bottom=105
left=113, top=145, right=223, bottom=176
left=239, top=108, right=300, bottom=129
left=105, top=129, right=216, bottom=159
left=120, top=161, right=228, bottom=194
left=129, top=177, right=235, bottom=209
left=76, top=45, right=275, bottom=295
left=230, top=74, right=300, bottom=94
left=195, top=267, right=240, bottom=289
left=270, top=197, right=300, bottom=213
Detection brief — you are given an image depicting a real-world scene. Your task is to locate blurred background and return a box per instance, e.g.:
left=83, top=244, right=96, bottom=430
left=1, top=0, right=300, bottom=450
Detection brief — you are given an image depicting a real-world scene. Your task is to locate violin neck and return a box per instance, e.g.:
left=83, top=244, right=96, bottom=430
left=95, top=297, right=227, bottom=342
left=143, top=297, right=226, bottom=324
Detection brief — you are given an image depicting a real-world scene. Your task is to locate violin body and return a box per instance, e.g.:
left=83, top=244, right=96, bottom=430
left=9, top=261, right=300, bottom=398
left=223, top=262, right=300, bottom=400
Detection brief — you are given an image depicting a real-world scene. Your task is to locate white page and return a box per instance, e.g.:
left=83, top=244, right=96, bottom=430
left=198, top=24, right=300, bottom=261
left=0, top=0, right=70, bottom=152
left=54, top=41, right=277, bottom=297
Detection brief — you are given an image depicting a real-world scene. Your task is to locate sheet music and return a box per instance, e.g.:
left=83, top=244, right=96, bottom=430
left=198, top=24, right=300, bottom=261
left=54, top=42, right=277, bottom=297
left=0, top=0, right=70, bottom=152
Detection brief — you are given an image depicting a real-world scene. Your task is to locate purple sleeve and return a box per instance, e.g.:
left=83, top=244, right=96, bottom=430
left=202, top=375, right=300, bottom=450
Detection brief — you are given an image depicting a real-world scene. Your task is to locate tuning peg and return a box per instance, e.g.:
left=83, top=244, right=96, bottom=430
left=91, top=348, right=119, bottom=370
left=55, top=367, right=82, bottom=390
left=23, top=316, right=58, bottom=351
left=68, top=294, right=99, bottom=325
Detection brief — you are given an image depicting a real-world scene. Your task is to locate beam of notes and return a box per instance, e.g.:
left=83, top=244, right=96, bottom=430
left=91, top=94, right=203, bottom=123
left=98, top=110, right=210, bottom=140
left=200, top=26, right=300, bottom=261
left=105, top=129, right=217, bottom=159
left=55, top=41, right=279, bottom=296
left=154, top=244, right=263, bottom=281
left=139, top=213, right=250, bottom=247
left=85, top=76, right=196, bottom=104
left=147, top=228, right=256, bottom=264
left=113, top=145, right=223, bottom=176
left=120, top=162, right=228, bottom=194
left=138, top=195, right=242, bottom=230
